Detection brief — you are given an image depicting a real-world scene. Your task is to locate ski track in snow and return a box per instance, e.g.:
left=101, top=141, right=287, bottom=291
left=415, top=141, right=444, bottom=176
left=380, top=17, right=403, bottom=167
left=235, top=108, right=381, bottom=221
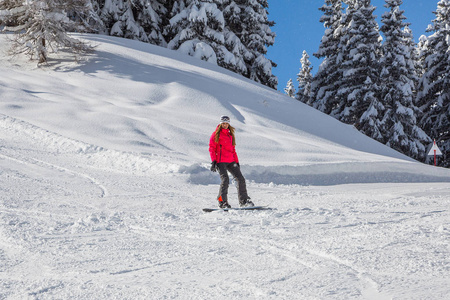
left=0, top=152, right=109, bottom=199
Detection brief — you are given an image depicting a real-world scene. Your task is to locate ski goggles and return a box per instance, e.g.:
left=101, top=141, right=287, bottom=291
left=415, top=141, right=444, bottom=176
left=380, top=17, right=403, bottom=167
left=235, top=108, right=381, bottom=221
left=220, top=116, right=230, bottom=124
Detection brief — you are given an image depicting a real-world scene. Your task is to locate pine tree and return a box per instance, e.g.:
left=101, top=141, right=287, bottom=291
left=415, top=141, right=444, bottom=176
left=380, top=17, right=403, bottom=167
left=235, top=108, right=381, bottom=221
left=167, top=0, right=230, bottom=65
left=136, top=0, right=168, bottom=46
left=417, top=0, right=450, bottom=167
left=334, top=0, right=382, bottom=131
left=415, top=33, right=430, bottom=137
left=415, top=34, right=429, bottom=80
left=116, top=1, right=144, bottom=40
left=0, top=0, right=24, bottom=27
left=97, top=0, right=121, bottom=34
left=220, top=0, right=250, bottom=75
left=379, top=0, right=430, bottom=160
left=98, top=0, right=153, bottom=42
left=311, top=0, right=344, bottom=113
left=0, top=0, right=94, bottom=63
left=296, top=50, right=313, bottom=105
left=162, top=0, right=184, bottom=43
left=67, top=0, right=102, bottom=33
left=284, top=79, right=296, bottom=98
left=95, top=0, right=167, bottom=44
left=221, top=0, right=277, bottom=89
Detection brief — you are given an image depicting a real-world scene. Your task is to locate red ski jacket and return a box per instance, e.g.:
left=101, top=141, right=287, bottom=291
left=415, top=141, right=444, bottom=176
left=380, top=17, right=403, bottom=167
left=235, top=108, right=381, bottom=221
left=209, top=127, right=239, bottom=163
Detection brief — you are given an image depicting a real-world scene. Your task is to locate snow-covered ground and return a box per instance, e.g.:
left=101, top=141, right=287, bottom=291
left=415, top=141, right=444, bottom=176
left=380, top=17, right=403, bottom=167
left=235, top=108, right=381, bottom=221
left=1, top=34, right=449, bottom=299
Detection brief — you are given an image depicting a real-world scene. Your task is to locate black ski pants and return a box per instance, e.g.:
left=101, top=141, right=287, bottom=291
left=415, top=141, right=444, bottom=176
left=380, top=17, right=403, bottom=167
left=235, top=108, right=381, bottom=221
left=217, top=162, right=249, bottom=204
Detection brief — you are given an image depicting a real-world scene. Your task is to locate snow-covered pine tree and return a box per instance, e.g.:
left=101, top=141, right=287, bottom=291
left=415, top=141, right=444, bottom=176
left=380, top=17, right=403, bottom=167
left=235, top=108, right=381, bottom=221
left=415, top=34, right=429, bottom=80
left=96, top=0, right=119, bottom=34
left=284, top=79, right=296, bottom=98
left=66, top=0, right=102, bottom=33
left=0, top=0, right=94, bottom=63
left=334, top=0, right=382, bottom=132
left=417, top=0, right=450, bottom=167
left=99, top=0, right=158, bottom=42
left=356, top=77, right=384, bottom=141
left=296, top=50, right=313, bottom=105
left=0, top=0, right=23, bottom=27
left=379, top=0, right=430, bottom=160
left=220, top=0, right=277, bottom=89
left=167, top=0, right=231, bottom=65
left=162, top=0, right=183, bottom=43
left=136, top=0, right=168, bottom=46
left=220, top=0, right=249, bottom=75
left=311, top=0, right=344, bottom=113
left=403, top=25, right=422, bottom=95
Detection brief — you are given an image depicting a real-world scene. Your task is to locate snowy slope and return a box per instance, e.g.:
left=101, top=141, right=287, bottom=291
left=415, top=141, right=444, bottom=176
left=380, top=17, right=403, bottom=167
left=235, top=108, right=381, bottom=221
left=2, top=34, right=449, bottom=185
left=1, top=34, right=449, bottom=299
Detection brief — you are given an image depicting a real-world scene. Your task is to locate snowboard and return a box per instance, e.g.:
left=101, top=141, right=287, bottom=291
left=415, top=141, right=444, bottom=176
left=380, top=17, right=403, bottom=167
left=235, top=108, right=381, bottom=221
left=202, top=205, right=273, bottom=213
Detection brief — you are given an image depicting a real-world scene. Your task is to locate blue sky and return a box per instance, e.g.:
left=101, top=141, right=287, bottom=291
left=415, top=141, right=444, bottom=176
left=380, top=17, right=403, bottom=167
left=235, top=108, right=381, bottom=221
left=266, top=0, right=439, bottom=91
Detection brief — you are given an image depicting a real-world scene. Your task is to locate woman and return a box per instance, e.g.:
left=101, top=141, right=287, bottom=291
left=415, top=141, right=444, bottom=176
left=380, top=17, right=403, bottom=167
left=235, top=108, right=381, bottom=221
left=209, top=115, right=254, bottom=208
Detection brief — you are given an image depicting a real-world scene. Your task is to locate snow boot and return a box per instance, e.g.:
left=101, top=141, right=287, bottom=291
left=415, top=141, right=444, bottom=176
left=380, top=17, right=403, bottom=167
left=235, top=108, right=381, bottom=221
left=239, top=197, right=254, bottom=208
left=218, top=196, right=231, bottom=209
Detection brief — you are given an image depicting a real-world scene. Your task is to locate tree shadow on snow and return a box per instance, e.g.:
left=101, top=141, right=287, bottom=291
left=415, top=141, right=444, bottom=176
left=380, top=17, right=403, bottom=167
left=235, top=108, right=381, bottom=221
left=50, top=44, right=248, bottom=124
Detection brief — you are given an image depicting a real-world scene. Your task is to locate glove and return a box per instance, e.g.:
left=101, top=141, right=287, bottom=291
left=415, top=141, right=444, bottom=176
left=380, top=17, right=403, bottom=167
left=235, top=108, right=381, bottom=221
left=210, top=161, right=218, bottom=172
left=237, top=162, right=240, bottom=168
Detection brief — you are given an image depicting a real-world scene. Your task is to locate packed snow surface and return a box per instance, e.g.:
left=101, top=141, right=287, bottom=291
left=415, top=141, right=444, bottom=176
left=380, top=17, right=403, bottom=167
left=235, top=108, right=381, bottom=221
left=1, top=34, right=449, bottom=299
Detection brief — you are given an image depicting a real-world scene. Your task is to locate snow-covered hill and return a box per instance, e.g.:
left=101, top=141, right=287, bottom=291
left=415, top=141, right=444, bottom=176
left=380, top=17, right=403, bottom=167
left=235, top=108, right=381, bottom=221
left=1, top=34, right=449, bottom=299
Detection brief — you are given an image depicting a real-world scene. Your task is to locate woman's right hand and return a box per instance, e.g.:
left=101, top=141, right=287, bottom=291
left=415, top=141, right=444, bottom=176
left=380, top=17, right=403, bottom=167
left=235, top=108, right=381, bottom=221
left=210, top=161, right=217, bottom=172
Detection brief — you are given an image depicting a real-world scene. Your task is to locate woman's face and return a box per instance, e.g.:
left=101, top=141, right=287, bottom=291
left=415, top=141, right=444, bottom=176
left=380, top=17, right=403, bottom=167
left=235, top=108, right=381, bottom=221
left=222, top=123, right=229, bottom=129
